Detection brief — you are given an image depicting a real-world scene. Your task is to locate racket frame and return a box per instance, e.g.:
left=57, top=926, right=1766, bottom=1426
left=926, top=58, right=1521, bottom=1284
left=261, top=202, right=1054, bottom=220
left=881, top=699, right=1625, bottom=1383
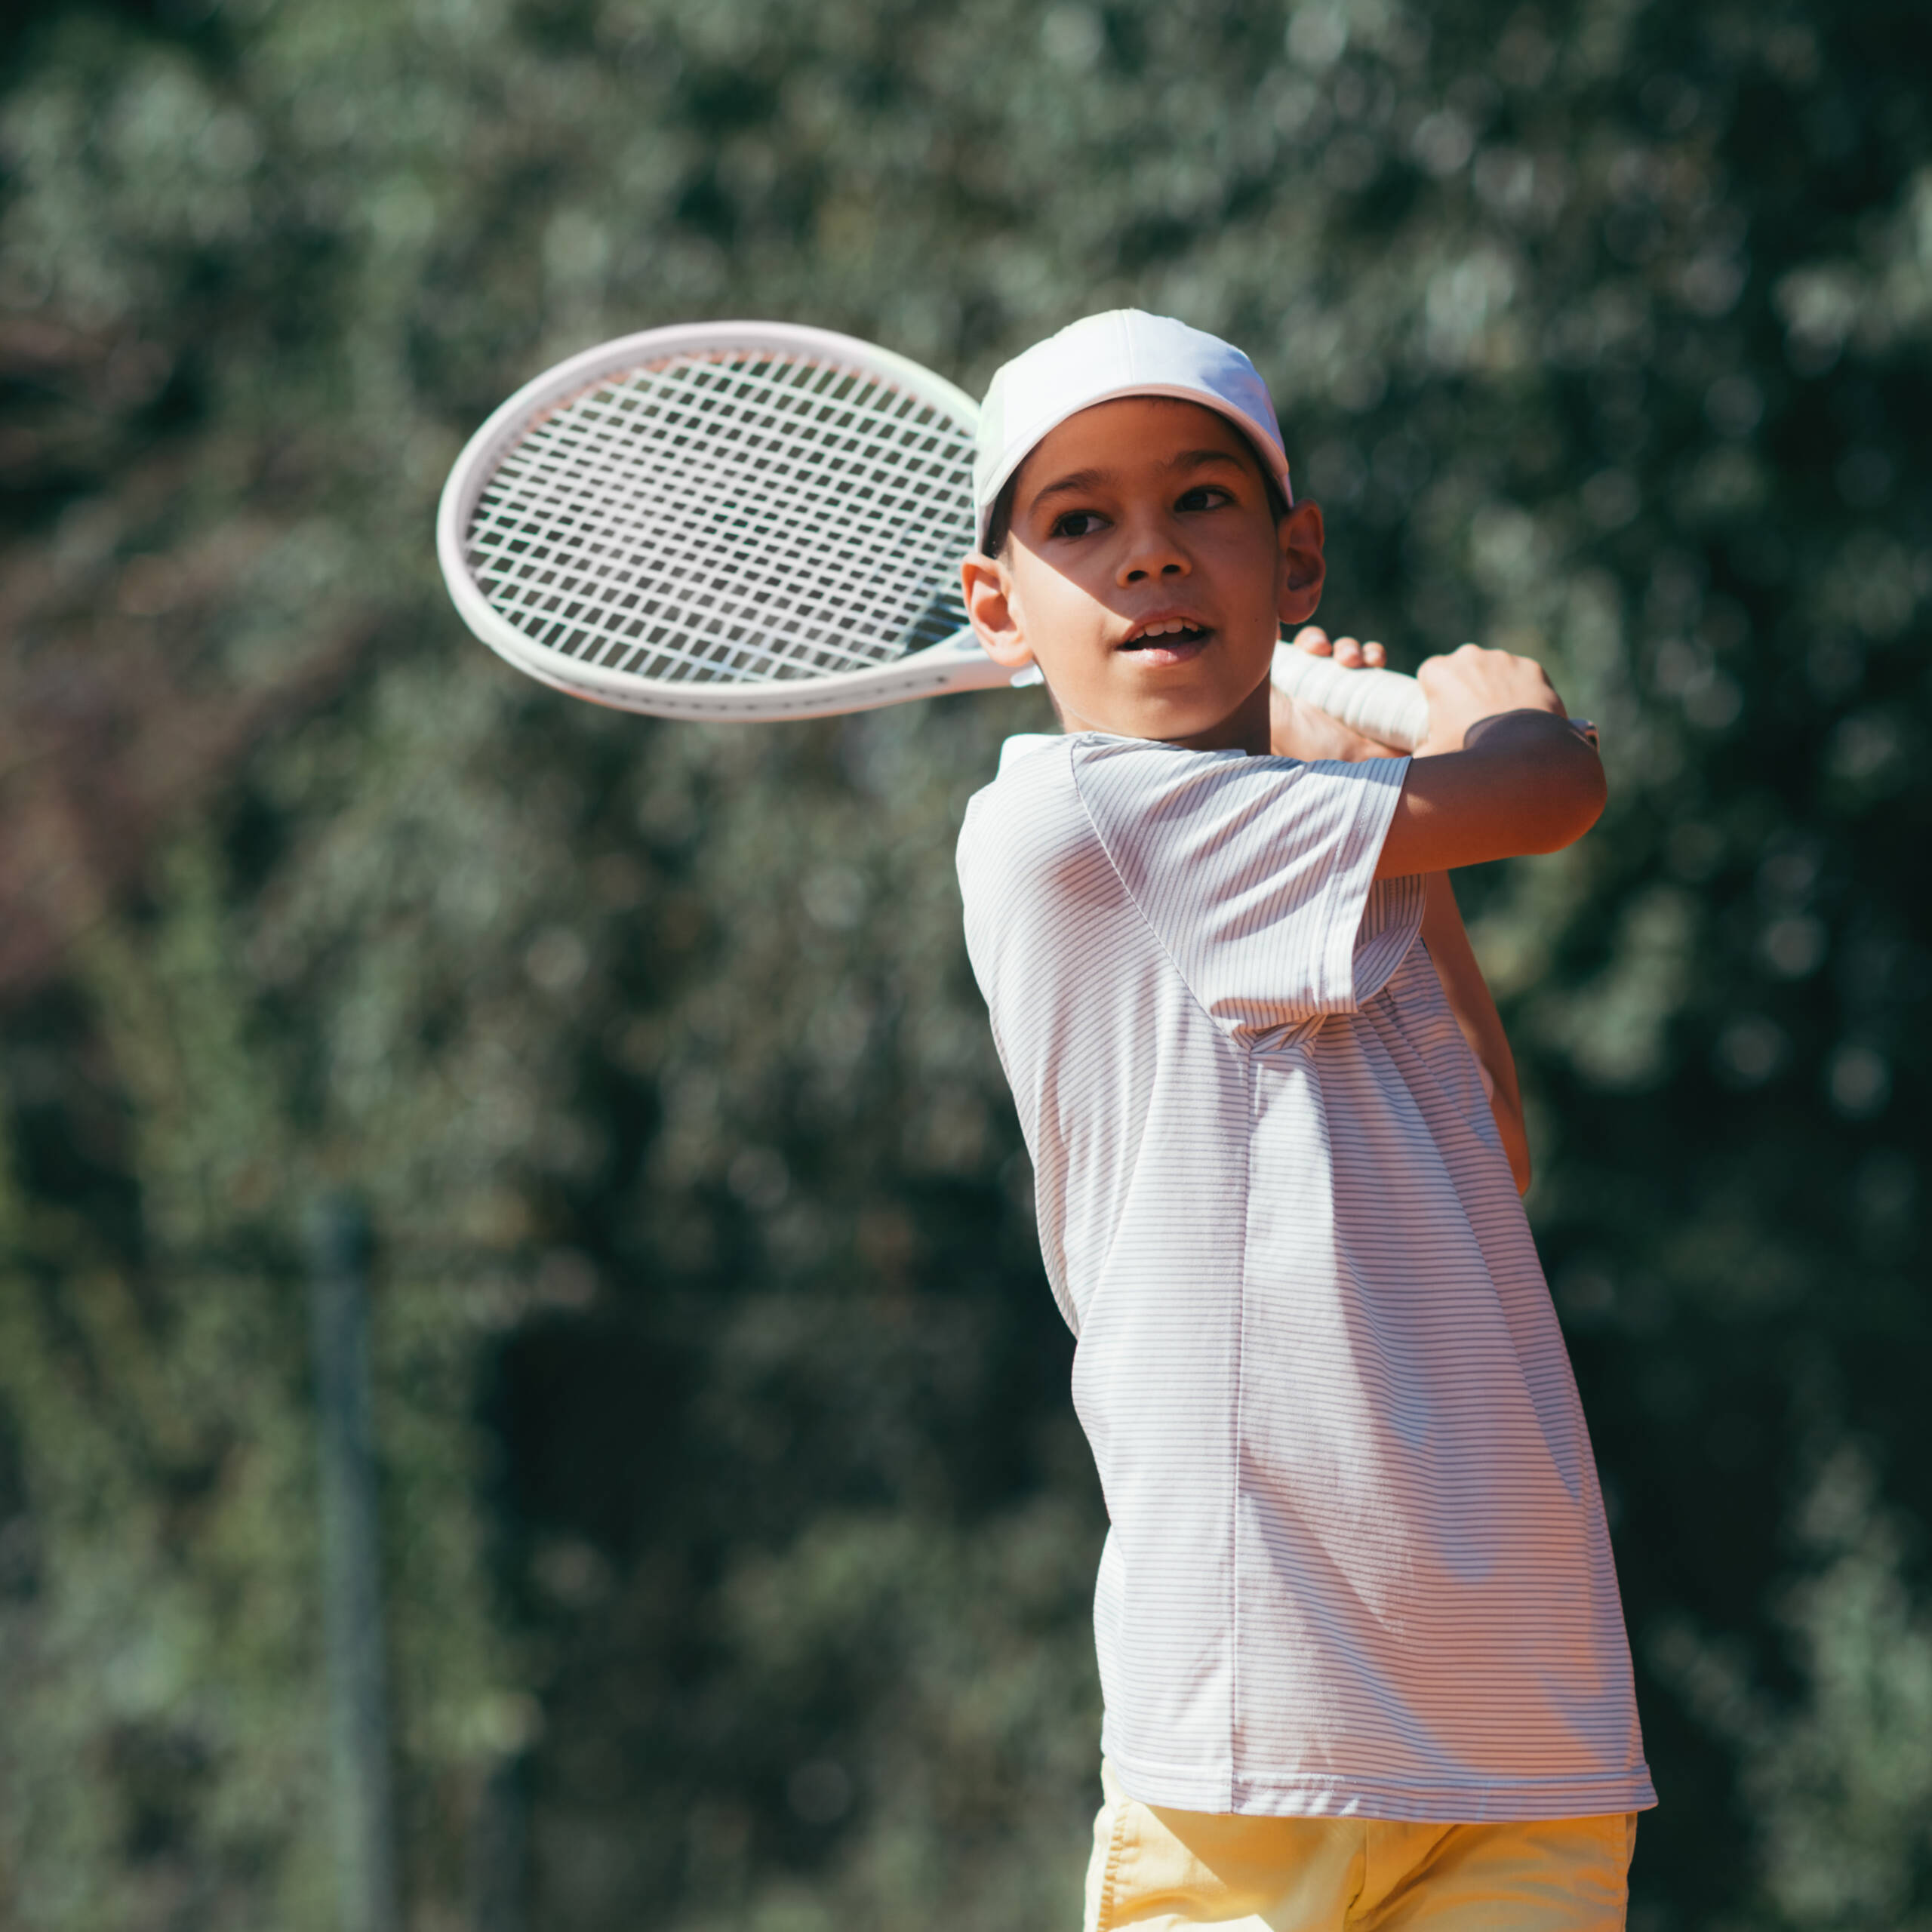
left=436, top=320, right=1017, bottom=721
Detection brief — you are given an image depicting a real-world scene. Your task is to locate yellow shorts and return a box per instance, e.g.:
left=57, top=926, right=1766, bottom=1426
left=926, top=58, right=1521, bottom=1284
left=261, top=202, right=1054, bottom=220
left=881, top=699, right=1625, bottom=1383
left=1084, top=1761, right=1636, bottom=1931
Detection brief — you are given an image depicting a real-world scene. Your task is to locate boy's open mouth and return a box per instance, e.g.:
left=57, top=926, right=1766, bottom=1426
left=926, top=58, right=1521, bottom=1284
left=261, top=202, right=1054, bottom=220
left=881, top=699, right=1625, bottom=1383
left=1120, top=617, right=1213, bottom=657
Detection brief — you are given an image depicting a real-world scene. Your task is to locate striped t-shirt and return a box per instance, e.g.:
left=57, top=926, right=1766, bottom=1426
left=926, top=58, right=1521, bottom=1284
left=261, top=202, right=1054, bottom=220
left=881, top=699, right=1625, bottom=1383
left=956, top=731, right=1654, bottom=1822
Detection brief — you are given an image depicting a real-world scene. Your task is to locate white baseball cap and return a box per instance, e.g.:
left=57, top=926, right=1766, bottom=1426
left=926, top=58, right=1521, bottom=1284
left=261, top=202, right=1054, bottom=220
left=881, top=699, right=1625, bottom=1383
left=973, top=309, right=1294, bottom=552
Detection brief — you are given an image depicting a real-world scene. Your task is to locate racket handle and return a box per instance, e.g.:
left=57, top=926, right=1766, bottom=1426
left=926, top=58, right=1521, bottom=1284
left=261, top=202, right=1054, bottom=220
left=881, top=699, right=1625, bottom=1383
left=1270, top=645, right=1430, bottom=751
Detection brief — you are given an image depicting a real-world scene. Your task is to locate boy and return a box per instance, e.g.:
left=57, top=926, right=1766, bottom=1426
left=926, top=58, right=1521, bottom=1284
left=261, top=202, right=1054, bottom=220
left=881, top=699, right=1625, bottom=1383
left=954, top=311, right=1653, bottom=1930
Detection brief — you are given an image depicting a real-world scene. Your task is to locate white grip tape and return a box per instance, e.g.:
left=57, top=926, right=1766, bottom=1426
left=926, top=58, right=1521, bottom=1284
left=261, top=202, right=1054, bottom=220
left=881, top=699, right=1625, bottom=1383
left=1270, top=645, right=1430, bottom=751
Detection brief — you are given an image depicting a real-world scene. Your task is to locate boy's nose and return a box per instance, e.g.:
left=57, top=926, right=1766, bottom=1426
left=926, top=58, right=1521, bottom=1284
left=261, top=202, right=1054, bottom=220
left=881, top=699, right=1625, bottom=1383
left=1118, top=523, right=1190, bottom=584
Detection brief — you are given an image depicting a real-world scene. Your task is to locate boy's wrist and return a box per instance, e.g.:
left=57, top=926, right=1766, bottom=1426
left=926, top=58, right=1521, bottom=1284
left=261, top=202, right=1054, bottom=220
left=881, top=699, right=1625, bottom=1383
left=1451, top=708, right=1595, bottom=756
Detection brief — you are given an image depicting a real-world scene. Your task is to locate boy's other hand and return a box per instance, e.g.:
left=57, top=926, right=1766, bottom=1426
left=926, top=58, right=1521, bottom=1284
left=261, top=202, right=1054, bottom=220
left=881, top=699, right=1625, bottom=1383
left=1415, top=643, right=1568, bottom=756
left=1271, top=626, right=1404, bottom=762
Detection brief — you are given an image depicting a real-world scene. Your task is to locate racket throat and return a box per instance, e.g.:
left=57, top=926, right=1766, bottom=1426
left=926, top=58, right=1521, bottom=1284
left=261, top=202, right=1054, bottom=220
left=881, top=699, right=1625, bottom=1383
left=928, top=625, right=1041, bottom=688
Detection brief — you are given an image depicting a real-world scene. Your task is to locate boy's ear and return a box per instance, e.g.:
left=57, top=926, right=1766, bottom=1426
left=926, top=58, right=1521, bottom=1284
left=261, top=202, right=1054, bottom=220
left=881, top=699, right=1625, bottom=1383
left=1276, top=499, right=1327, bottom=628
left=961, top=552, right=1035, bottom=671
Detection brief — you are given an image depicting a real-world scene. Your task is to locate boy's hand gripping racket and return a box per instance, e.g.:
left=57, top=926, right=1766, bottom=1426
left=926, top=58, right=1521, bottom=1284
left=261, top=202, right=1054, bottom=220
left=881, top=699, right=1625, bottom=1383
left=436, top=321, right=1433, bottom=743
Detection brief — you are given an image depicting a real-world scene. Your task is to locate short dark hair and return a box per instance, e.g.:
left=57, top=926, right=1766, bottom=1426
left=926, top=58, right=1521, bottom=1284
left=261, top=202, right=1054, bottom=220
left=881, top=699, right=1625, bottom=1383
left=983, top=472, right=1021, bottom=558
left=981, top=421, right=1290, bottom=558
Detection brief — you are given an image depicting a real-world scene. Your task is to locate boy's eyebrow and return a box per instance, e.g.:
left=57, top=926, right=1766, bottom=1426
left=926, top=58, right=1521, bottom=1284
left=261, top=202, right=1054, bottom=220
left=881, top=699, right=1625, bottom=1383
left=1025, top=447, right=1252, bottom=507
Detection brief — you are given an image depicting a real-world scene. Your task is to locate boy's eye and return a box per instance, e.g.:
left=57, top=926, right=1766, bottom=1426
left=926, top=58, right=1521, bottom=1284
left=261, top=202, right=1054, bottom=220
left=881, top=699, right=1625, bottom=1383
left=1050, top=509, right=1107, bottom=539
left=1176, top=485, right=1232, bottom=512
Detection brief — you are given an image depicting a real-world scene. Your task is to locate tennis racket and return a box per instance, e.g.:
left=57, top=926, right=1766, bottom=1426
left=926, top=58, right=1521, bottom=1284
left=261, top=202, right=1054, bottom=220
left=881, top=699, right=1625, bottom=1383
left=436, top=321, right=1432, bottom=744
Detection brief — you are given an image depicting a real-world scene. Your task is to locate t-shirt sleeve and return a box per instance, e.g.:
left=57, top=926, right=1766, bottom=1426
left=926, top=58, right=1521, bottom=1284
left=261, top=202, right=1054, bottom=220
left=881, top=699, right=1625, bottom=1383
left=1070, top=737, right=1419, bottom=1037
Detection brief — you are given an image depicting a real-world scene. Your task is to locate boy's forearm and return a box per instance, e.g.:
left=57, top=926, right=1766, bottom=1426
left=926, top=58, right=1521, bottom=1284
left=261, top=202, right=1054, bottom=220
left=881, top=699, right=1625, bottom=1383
left=1419, top=873, right=1532, bottom=1195
left=1377, top=712, right=1604, bottom=878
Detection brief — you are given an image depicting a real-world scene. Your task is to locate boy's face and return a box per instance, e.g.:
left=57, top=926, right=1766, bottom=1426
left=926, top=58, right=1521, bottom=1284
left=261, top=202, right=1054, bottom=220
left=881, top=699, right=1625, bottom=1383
left=962, top=397, right=1326, bottom=751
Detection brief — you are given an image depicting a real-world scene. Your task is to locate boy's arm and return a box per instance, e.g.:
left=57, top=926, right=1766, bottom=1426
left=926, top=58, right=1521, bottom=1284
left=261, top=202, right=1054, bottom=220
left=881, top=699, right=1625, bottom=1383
left=1271, top=631, right=1571, bottom=1188
left=1374, top=646, right=1604, bottom=878
left=1420, top=872, right=1531, bottom=1194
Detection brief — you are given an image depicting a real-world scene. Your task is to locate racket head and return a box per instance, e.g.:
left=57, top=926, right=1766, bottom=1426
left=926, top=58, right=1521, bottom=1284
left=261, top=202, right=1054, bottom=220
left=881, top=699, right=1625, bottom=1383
left=437, top=321, right=1012, bottom=721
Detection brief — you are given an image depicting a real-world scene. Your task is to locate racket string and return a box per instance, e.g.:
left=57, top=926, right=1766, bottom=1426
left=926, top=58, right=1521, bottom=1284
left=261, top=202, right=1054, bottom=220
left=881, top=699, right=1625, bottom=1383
left=465, top=349, right=975, bottom=686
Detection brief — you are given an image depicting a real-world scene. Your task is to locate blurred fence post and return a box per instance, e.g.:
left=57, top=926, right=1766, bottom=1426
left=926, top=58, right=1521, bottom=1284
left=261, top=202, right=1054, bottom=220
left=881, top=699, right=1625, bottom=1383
left=468, top=1749, right=528, bottom=1932
left=309, top=1195, right=403, bottom=1932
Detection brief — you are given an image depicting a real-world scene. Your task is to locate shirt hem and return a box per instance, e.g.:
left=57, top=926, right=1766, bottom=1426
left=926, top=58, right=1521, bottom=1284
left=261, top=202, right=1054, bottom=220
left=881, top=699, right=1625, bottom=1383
left=1101, top=1739, right=1658, bottom=1822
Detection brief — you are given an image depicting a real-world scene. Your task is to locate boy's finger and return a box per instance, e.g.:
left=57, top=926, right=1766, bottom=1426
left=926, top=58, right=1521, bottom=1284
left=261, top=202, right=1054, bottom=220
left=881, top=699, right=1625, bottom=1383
left=1328, top=636, right=1389, bottom=669
left=1291, top=626, right=1333, bottom=655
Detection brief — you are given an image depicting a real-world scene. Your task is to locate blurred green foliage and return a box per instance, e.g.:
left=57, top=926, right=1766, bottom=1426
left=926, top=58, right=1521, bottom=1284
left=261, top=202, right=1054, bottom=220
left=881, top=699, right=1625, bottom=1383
left=0, top=0, right=1927, bottom=1925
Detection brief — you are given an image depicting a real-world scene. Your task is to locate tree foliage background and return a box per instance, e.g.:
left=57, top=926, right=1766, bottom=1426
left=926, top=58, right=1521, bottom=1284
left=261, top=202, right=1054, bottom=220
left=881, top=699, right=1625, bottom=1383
left=0, top=0, right=1927, bottom=1926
